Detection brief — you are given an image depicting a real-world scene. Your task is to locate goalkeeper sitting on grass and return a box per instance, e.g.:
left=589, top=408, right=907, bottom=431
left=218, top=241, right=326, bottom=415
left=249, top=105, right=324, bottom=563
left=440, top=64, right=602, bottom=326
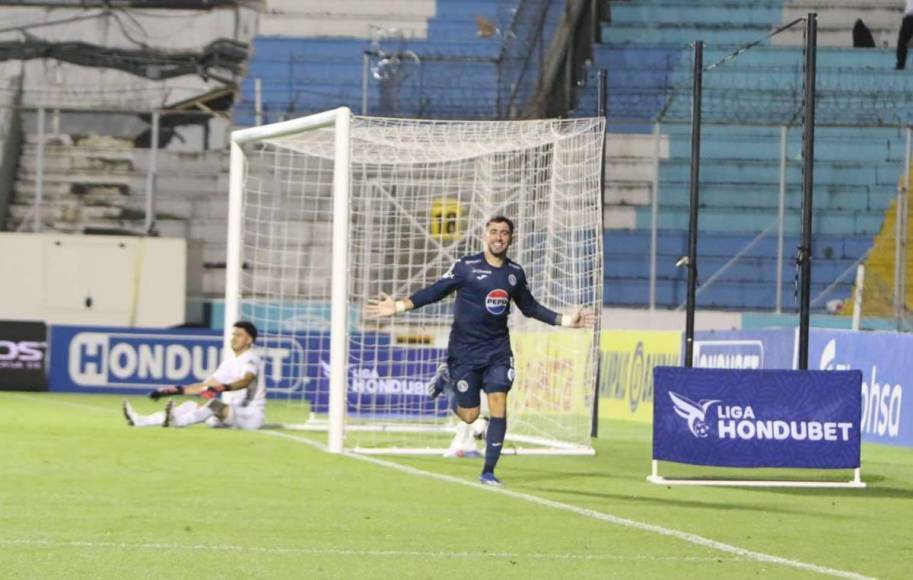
left=122, top=321, right=264, bottom=431
left=365, top=216, right=594, bottom=487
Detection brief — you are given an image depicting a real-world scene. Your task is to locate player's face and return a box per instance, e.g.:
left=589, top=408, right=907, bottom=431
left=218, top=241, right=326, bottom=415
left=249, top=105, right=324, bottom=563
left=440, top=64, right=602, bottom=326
left=231, top=327, right=253, bottom=353
left=485, top=222, right=512, bottom=257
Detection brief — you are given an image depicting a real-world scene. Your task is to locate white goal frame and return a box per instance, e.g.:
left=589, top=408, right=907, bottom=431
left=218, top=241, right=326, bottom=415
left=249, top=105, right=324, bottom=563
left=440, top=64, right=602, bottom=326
left=225, top=107, right=603, bottom=456
left=226, top=107, right=352, bottom=453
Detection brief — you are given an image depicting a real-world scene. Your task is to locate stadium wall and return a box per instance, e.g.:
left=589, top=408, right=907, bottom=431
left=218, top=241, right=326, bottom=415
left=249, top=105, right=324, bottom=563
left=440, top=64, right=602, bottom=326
left=0, top=233, right=185, bottom=326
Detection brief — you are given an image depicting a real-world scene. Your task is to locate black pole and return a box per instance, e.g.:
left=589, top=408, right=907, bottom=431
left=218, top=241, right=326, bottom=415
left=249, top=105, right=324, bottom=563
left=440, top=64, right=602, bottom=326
left=798, top=14, right=817, bottom=370
left=684, top=42, right=703, bottom=368
left=591, top=68, right=608, bottom=439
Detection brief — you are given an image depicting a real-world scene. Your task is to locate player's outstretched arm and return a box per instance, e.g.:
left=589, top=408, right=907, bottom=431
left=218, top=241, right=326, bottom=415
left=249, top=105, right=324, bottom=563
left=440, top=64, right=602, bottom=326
left=364, top=292, right=413, bottom=318
left=562, top=307, right=597, bottom=329
left=148, top=379, right=221, bottom=400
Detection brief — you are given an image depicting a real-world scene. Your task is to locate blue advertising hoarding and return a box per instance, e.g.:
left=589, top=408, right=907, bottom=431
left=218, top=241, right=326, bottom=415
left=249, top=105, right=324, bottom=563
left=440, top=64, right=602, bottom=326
left=653, top=366, right=862, bottom=468
left=809, top=329, right=913, bottom=448
left=49, top=325, right=448, bottom=418
left=692, top=329, right=795, bottom=370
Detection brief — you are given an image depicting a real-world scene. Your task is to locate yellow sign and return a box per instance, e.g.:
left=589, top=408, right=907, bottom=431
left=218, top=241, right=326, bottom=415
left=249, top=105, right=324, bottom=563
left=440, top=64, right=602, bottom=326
left=430, top=199, right=461, bottom=240
left=510, top=330, right=594, bottom=418
left=599, top=330, right=681, bottom=423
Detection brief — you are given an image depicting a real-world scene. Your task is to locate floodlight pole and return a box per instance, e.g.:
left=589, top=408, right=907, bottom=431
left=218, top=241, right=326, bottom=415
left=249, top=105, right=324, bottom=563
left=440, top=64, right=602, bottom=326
left=591, top=69, right=608, bottom=438
left=684, top=41, right=703, bottom=368
left=797, top=14, right=817, bottom=370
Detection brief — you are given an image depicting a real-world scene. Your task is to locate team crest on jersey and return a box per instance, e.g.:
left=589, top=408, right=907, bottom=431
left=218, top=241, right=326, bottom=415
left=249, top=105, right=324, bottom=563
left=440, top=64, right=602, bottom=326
left=508, top=274, right=517, bottom=287
left=485, top=289, right=509, bottom=315
left=457, top=380, right=469, bottom=393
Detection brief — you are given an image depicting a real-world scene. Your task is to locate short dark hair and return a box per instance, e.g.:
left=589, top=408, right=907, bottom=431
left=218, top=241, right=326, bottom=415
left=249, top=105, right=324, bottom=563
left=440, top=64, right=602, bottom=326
left=486, top=215, right=514, bottom=235
left=233, top=320, right=258, bottom=343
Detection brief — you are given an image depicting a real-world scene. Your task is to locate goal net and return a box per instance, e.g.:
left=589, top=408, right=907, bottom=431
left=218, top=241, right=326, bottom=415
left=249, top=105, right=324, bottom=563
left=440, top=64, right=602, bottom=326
left=226, top=108, right=605, bottom=454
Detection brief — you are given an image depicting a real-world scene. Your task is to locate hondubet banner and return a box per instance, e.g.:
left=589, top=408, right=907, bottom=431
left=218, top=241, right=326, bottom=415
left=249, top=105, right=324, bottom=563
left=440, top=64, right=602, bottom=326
left=810, top=329, right=913, bottom=448
left=49, top=325, right=448, bottom=417
left=653, top=366, right=862, bottom=468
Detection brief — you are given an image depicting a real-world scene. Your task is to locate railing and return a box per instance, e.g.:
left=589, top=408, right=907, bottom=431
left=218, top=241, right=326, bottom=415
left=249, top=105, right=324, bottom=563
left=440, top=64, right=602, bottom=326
left=6, top=105, right=224, bottom=235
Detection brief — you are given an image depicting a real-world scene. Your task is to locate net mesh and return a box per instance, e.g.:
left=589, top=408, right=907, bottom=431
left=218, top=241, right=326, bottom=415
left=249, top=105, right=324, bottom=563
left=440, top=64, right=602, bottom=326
left=234, top=113, right=605, bottom=452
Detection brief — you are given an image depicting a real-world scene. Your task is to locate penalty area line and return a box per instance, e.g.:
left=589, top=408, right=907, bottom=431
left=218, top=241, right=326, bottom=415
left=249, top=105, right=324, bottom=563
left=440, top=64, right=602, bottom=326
left=262, top=430, right=873, bottom=580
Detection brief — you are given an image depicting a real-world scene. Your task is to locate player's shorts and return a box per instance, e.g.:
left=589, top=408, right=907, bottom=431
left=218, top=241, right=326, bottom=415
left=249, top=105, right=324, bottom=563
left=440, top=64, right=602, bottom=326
left=449, top=355, right=515, bottom=409
left=207, top=402, right=265, bottom=431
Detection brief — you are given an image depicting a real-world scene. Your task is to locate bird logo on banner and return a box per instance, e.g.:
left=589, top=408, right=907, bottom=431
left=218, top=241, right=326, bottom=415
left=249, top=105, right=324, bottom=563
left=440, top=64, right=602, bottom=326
left=669, top=391, right=720, bottom=438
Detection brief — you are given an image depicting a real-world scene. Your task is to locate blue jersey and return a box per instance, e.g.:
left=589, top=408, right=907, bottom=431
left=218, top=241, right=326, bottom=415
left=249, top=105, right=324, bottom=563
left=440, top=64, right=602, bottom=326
left=409, top=253, right=560, bottom=366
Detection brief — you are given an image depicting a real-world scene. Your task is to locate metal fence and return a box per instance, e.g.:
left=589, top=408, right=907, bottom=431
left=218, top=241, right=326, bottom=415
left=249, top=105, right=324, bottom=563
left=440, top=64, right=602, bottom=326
left=5, top=105, right=225, bottom=235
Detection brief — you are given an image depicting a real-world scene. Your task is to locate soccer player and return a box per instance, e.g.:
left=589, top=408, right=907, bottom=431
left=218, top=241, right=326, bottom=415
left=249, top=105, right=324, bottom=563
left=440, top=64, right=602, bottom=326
left=364, top=216, right=595, bottom=486
left=122, top=321, right=264, bottom=430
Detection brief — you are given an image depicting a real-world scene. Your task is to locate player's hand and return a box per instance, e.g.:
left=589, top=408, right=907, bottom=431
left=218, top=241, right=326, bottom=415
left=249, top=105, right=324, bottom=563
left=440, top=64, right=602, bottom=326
left=149, top=385, right=184, bottom=401
left=565, top=307, right=597, bottom=329
left=364, top=292, right=397, bottom=318
left=200, top=385, right=227, bottom=400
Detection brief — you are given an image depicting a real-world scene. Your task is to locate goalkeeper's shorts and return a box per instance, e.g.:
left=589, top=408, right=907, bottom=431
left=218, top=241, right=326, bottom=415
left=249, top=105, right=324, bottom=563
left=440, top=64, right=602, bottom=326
left=210, top=402, right=265, bottom=431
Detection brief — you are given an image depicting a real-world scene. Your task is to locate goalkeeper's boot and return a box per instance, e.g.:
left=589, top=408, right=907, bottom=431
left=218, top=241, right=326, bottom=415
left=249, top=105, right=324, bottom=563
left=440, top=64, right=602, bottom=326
left=122, top=400, right=136, bottom=427
left=162, top=399, right=174, bottom=428
left=426, top=362, right=451, bottom=400
left=479, top=472, right=503, bottom=487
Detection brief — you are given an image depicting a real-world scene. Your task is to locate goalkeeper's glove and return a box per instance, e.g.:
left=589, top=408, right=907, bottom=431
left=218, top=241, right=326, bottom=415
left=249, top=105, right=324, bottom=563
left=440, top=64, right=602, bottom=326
left=149, top=385, right=184, bottom=401
left=200, top=385, right=228, bottom=400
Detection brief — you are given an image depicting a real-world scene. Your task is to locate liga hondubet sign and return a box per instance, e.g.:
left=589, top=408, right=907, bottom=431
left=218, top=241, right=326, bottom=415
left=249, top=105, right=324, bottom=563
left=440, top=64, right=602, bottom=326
left=653, top=366, right=862, bottom=469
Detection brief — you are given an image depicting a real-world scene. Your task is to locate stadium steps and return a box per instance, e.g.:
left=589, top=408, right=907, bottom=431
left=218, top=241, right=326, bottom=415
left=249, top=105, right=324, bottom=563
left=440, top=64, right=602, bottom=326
left=605, top=278, right=842, bottom=309
left=258, top=0, right=433, bottom=39
left=776, top=1, right=903, bottom=48
left=605, top=229, right=872, bottom=259
left=588, top=0, right=908, bottom=309
left=608, top=253, right=857, bottom=282
left=603, top=229, right=867, bottom=309
left=235, top=0, right=529, bottom=124
left=633, top=205, right=885, bottom=235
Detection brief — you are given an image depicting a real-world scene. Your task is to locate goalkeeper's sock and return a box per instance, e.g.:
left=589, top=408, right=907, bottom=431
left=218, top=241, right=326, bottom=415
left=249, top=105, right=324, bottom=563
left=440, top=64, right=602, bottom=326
left=170, top=404, right=214, bottom=427
left=482, top=416, right=507, bottom=474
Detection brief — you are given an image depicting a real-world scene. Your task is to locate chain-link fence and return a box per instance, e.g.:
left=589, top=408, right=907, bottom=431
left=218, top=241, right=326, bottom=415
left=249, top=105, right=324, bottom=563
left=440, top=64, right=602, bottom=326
left=589, top=18, right=913, bottom=328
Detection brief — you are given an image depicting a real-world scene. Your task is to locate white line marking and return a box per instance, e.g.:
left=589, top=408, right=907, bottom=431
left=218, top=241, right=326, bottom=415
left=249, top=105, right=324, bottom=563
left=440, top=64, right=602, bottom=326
left=262, top=431, right=874, bottom=580
left=0, top=539, right=736, bottom=562
left=0, top=393, right=114, bottom=414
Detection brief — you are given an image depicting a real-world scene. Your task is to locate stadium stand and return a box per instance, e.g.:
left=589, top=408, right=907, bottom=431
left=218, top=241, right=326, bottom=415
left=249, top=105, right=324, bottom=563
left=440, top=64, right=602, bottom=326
left=575, top=0, right=913, bottom=310
left=3, top=1, right=570, bottom=307
left=234, top=0, right=564, bottom=124
left=10, top=0, right=911, bottom=316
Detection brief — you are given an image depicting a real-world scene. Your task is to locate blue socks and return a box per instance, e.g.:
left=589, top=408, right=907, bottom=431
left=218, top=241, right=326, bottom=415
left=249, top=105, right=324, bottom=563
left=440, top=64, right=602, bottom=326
left=482, top=417, right=507, bottom=475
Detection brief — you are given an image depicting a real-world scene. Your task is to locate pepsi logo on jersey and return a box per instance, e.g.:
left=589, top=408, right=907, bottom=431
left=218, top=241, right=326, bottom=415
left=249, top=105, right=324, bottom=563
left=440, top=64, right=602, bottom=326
left=485, top=289, right=509, bottom=315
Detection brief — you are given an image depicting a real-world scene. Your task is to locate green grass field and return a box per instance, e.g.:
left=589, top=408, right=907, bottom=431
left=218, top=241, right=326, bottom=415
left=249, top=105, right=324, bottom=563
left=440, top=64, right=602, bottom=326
left=2, top=392, right=911, bottom=579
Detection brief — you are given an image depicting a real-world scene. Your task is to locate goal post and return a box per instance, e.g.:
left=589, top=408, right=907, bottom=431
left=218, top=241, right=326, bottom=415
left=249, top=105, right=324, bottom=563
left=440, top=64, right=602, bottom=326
left=225, top=107, right=605, bottom=455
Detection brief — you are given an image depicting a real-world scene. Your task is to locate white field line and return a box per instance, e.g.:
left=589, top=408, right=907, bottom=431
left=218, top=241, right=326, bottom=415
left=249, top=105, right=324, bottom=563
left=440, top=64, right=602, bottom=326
left=0, top=539, right=737, bottom=563
left=1, top=392, right=116, bottom=414
left=263, top=430, right=875, bottom=580
left=10, top=395, right=875, bottom=580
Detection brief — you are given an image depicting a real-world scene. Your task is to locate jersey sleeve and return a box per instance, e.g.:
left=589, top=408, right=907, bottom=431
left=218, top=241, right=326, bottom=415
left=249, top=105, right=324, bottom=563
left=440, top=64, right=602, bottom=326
left=209, top=359, right=234, bottom=384
left=408, top=259, right=465, bottom=309
left=513, top=268, right=561, bottom=326
left=242, top=352, right=261, bottom=377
